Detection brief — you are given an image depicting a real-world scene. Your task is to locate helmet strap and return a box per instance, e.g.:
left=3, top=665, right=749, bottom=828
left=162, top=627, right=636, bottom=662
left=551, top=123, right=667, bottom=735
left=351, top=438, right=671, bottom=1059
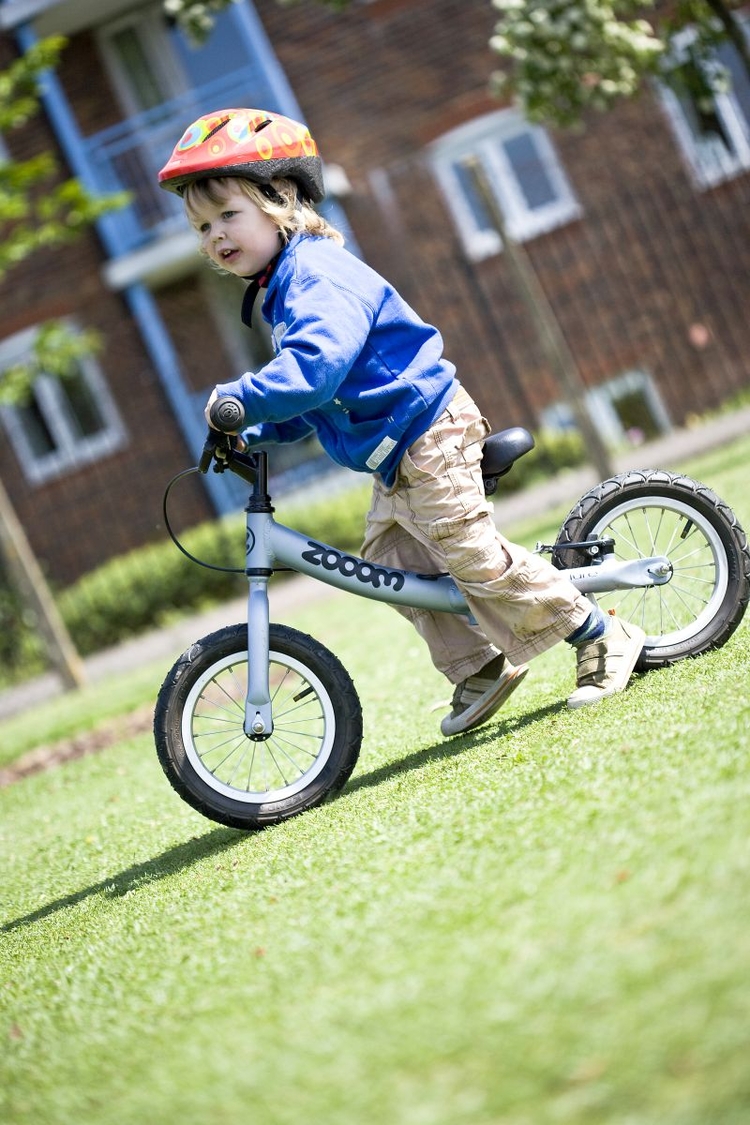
left=259, top=181, right=307, bottom=210
left=259, top=183, right=286, bottom=206
left=240, top=246, right=282, bottom=328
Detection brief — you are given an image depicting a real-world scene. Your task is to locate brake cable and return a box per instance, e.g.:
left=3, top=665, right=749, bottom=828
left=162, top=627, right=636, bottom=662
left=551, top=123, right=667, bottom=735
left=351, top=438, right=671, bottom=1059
left=162, top=467, right=246, bottom=575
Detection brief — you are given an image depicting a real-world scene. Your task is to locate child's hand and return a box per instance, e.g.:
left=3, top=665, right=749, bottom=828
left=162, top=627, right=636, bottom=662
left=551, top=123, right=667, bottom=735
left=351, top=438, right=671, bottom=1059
left=204, top=388, right=220, bottom=427
left=205, top=388, right=248, bottom=450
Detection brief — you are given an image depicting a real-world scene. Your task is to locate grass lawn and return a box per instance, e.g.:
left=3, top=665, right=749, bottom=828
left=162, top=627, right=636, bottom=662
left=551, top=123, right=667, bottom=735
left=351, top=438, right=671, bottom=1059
left=1, top=439, right=750, bottom=1124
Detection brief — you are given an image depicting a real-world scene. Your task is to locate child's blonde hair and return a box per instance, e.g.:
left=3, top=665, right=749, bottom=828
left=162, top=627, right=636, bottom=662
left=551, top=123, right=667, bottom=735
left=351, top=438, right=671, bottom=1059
left=183, top=176, right=344, bottom=251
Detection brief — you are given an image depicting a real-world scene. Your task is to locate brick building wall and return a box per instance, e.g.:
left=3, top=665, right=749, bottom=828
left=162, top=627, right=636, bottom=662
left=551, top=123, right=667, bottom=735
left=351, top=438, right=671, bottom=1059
left=0, top=35, right=215, bottom=586
left=256, top=0, right=499, bottom=168
left=1, top=0, right=749, bottom=589
left=256, top=0, right=750, bottom=429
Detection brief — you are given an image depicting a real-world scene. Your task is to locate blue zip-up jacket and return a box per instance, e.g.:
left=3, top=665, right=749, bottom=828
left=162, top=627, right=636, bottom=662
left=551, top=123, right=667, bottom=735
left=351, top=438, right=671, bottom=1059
left=215, top=233, right=458, bottom=487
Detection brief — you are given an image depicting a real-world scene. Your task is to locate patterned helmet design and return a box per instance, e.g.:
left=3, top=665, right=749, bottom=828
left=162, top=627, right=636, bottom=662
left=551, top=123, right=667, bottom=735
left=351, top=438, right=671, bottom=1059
left=158, top=108, right=325, bottom=202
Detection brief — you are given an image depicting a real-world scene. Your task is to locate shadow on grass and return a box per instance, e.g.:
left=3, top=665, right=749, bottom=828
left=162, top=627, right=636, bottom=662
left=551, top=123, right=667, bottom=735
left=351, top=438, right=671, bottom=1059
left=4, top=701, right=565, bottom=934
left=2, top=826, right=245, bottom=934
left=345, top=699, right=564, bottom=796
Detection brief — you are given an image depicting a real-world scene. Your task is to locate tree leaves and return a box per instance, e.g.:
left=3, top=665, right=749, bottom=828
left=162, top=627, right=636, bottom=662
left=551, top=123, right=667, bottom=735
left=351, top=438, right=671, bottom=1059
left=490, top=0, right=750, bottom=127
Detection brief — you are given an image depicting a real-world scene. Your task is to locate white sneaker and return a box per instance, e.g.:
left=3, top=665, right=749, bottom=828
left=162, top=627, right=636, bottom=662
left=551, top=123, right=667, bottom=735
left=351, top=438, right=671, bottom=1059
left=567, top=617, right=645, bottom=709
left=441, top=655, right=529, bottom=737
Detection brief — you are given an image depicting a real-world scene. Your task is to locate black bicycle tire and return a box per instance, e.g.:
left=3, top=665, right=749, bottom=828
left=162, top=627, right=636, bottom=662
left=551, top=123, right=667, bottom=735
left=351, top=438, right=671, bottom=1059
left=553, top=470, right=750, bottom=669
left=153, top=622, right=363, bottom=829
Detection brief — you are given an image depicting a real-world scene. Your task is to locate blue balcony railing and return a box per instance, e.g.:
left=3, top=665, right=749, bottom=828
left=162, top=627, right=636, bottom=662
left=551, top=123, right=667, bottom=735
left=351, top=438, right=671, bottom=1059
left=80, top=69, right=272, bottom=258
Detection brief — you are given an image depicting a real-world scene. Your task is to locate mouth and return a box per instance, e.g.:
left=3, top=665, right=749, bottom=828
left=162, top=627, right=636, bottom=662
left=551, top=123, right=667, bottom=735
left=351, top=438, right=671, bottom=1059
left=220, top=247, right=240, bottom=262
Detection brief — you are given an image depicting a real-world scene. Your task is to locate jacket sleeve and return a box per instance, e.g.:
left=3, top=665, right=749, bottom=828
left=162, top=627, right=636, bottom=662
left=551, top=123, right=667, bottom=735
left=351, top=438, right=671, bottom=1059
left=240, top=417, right=315, bottom=447
left=215, top=271, right=376, bottom=427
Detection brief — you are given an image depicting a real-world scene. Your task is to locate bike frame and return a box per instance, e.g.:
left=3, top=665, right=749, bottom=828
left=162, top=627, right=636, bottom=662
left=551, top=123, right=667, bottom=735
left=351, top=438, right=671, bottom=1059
left=227, top=449, right=672, bottom=738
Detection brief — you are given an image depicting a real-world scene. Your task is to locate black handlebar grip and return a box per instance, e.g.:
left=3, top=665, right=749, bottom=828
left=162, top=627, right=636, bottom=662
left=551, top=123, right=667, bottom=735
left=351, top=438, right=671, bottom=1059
left=209, top=395, right=245, bottom=433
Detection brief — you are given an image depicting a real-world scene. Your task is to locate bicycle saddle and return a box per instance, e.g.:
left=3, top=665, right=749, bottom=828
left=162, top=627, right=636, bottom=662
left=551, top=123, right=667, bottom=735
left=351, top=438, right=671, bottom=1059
left=481, top=427, right=535, bottom=488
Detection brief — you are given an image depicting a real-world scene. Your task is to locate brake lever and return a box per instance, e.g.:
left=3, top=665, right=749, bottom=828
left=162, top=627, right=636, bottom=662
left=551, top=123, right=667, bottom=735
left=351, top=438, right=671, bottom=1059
left=198, top=429, right=232, bottom=474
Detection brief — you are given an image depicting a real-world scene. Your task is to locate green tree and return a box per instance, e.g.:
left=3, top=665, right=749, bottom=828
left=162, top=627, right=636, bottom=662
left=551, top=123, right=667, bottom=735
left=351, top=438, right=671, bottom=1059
left=0, top=36, right=127, bottom=401
left=165, top=0, right=750, bottom=122
left=489, top=0, right=750, bottom=127
left=163, top=0, right=242, bottom=40
left=0, top=38, right=124, bottom=279
left=0, top=36, right=127, bottom=690
left=163, top=0, right=348, bottom=40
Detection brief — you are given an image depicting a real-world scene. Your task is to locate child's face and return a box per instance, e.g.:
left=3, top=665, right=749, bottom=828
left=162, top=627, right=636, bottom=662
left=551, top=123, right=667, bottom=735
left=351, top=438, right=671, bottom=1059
left=188, top=180, right=280, bottom=277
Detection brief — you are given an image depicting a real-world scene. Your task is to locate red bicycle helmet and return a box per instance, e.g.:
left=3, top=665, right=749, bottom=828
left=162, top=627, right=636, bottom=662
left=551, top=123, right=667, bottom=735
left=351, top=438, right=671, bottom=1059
left=158, top=107, right=325, bottom=202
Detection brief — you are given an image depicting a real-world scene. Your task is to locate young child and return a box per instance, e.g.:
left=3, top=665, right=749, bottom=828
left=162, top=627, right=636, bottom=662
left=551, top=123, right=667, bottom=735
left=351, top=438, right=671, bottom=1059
left=158, top=108, right=645, bottom=737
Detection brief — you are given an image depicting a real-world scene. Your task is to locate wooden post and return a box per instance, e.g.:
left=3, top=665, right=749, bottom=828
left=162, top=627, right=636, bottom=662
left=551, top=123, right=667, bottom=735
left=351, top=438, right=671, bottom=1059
left=0, top=476, right=86, bottom=690
left=461, top=156, right=614, bottom=481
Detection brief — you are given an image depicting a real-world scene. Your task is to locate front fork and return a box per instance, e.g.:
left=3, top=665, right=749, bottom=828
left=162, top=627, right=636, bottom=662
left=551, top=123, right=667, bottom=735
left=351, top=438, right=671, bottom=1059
left=243, top=496, right=274, bottom=739
left=245, top=575, right=273, bottom=738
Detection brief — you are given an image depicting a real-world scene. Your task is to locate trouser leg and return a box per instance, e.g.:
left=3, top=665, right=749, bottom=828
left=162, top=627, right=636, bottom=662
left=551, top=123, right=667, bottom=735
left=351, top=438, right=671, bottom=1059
left=368, top=386, right=591, bottom=669
left=361, top=491, right=499, bottom=683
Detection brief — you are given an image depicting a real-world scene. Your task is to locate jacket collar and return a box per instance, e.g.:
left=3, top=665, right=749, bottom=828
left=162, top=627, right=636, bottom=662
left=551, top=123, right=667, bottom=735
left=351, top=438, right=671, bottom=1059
left=240, top=246, right=283, bottom=327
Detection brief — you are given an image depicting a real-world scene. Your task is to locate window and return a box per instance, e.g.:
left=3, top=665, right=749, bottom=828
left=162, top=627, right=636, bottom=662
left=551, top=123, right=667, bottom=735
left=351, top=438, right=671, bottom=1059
left=541, top=371, right=671, bottom=447
left=99, top=10, right=181, bottom=118
left=93, top=4, right=284, bottom=243
left=431, top=109, right=582, bottom=260
left=0, top=325, right=126, bottom=485
left=660, top=20, right=750, bottom=188
left=99, top=4, right=254, bottom=116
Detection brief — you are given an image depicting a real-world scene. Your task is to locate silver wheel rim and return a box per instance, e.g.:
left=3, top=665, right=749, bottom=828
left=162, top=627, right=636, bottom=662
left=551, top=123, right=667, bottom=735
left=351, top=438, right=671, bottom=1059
left=586, top=495, right=729, bottom=649
left=181, top=649, right=336, bottom=802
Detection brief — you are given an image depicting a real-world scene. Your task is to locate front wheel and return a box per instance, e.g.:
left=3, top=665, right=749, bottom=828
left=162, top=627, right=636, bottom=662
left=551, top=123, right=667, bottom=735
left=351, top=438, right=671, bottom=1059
left=154, top=623, right=363, bottom=830
left=554, top=471, right=750, bottom=669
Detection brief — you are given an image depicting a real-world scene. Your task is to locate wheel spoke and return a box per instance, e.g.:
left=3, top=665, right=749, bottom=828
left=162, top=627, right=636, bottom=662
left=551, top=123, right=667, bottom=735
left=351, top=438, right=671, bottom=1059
left=563, top=481, right=738, bottom=657
left=155, top=625, right=362, bottom=828
left=181, top=643, right=340, bottom=801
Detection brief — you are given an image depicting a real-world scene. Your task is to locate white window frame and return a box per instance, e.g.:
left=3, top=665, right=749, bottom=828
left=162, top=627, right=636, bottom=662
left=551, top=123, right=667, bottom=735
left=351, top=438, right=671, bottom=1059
left=541, top=370, right=671, bottom=447
left=97, top=5, right=189, bottom=116
left=430, top=109, right=582, bottom=261
left=658, top=18, right=750, bottom=189
left=0, top=323, right=127, bottom=486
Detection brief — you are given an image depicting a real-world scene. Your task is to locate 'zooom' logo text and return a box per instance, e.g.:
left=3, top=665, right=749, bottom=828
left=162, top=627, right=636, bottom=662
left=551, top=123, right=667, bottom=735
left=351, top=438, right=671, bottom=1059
left=300, top=542, right=405, bottom=591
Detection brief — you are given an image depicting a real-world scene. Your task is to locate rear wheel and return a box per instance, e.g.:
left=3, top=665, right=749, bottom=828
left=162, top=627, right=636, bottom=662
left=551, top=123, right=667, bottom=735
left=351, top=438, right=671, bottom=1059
left=154, top=623, right=363, bottom=829
left=554, top=471, right=750, bottom=669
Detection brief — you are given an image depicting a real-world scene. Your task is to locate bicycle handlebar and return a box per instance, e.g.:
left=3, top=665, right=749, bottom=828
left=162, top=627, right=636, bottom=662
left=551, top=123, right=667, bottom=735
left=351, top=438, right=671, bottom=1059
left=198, top=396, right=257, bottom=480
left=209, top=395, right=246, bottom=433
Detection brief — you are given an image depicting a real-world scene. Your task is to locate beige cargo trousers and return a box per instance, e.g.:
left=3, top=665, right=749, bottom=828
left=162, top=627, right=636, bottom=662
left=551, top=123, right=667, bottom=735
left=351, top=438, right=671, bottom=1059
left=361, top=385, right=593, bottom=684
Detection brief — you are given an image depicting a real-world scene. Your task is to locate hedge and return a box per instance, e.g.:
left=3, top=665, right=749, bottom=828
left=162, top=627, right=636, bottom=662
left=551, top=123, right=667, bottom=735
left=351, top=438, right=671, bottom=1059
left=55, top=482, right=373, bottom=657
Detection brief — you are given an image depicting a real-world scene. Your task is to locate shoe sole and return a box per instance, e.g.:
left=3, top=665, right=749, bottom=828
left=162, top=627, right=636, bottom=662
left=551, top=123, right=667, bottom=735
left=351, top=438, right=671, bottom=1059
left=441, top=664, right=529, bottom=737
left=566, top=624, right=645, bottom=709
